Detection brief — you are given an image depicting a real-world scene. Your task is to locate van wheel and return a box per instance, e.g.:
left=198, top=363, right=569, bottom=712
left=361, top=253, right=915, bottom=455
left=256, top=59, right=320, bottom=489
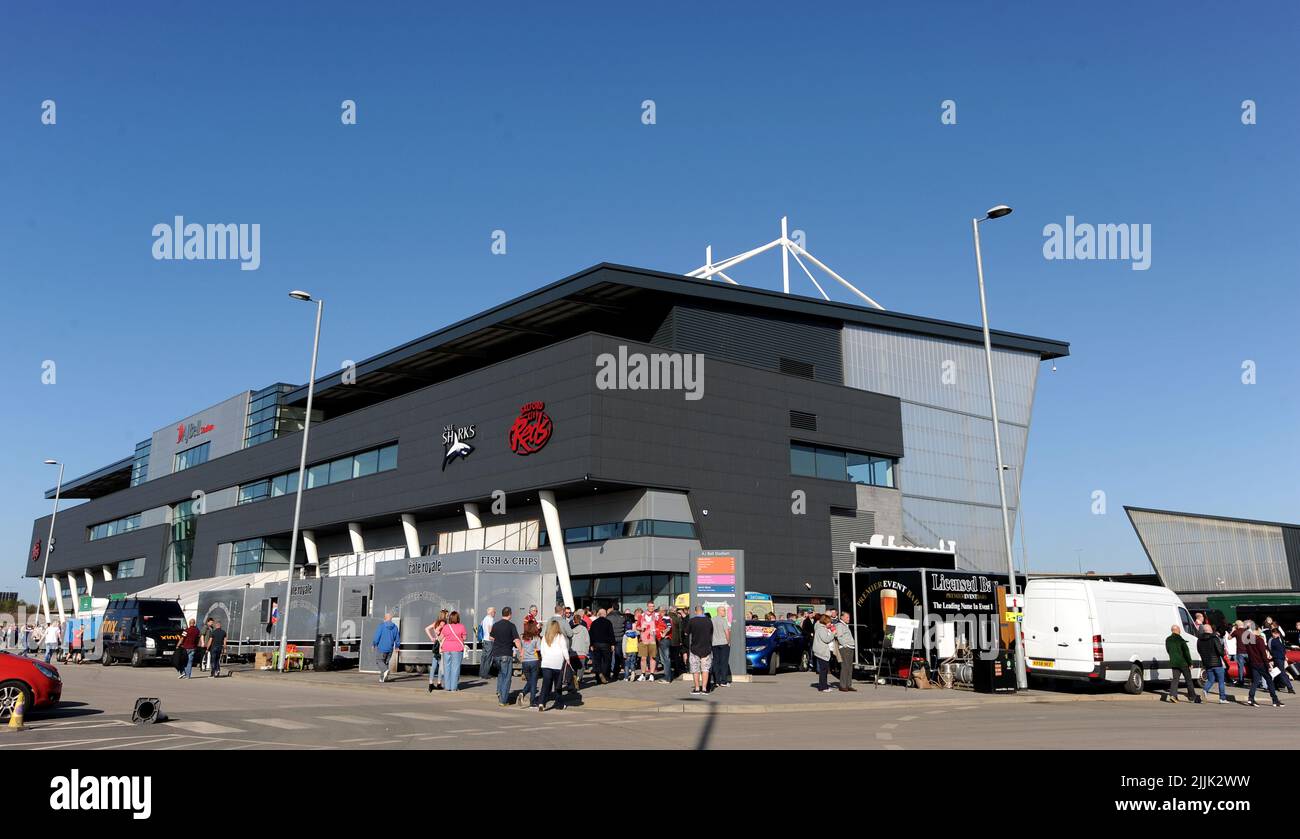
left=0, top=681, right=34, bottom=722
left=767, top=653, right=781, bottom=675
left=101, top=653, right=114, bottom=666
left=1123, top=666, right=1144, bottom=695
left=130, top=648, right=146, bottom=668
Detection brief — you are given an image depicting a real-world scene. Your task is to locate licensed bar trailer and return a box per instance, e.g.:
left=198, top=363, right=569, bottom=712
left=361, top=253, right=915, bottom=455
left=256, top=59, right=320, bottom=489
left=837, top=567, right=1024, bottom=691
left=360, top=549, right=553, bottom=673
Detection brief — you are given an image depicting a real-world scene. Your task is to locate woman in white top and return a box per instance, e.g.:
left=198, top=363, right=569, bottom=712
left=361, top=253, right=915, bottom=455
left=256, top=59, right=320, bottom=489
left=538, top=619, right=570, bottom=712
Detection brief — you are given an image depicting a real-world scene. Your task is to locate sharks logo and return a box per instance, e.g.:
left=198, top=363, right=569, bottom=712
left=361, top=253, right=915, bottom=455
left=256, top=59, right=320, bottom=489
left=442, top=423, right=476, bottom=470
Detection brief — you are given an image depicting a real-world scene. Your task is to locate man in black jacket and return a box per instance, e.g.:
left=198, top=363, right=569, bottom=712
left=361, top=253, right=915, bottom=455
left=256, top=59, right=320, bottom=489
left=1196, top=625, right=1228, bottom=703
left=588, top=609, right=615, bottom=684
left=1269, top=628, right=1296, bottom=695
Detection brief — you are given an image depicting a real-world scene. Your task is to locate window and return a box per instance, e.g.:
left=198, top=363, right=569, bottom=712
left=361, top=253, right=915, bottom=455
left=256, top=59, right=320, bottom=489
left=173, top=442, right=210, bottom=473
left=564, top=526, right=593, bottom=543
left=306, top=462, right=330, bottom=489
left=790, top=442, right=896, bottom=488
left=353, top=449, right=378, bottom=478
left=651, top=520, right=696, bottom=538
left=88, top=513, right=142, bottom=541
left=539, top=519, right=696, bottom=546
left=230, top=536, right=291, bottom=575
left=591, top=522, right=621, bottom=541
left=115, top=558, right=145, bottom=579
left=130, top=440, right=151, bottom=486
left=377, top=444, right=399, bottom=473
left=238, top=480, right=271, bottom=505
left=328, top=456, right=353, bottom=484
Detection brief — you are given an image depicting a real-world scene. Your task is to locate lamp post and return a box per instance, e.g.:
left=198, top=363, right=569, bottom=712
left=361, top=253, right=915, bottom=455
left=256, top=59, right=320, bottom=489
left=278, top=290, right=323, bottom=672
left=39, top=459, right=65, bottom=625
left=971, top=204, right=1028, bottom=690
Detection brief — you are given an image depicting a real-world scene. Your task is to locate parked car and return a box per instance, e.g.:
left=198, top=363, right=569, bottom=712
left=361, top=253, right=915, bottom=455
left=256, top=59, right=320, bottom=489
left=745, top=620, right=809, bottom=674
left=0, top=651, right=62, bottom=721
left=1024, top=579, right=1199, bottom=694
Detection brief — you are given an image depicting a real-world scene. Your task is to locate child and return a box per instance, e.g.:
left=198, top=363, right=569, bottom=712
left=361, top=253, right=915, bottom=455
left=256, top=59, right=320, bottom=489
left=623, top=626, right=640, bottom=681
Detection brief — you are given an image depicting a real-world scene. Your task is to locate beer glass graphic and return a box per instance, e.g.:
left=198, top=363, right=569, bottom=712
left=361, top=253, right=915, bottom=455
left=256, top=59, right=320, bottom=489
left=880, top=588, right=898, bottom=626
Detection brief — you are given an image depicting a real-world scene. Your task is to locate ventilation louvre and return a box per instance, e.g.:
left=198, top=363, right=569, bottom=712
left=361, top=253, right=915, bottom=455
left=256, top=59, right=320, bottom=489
left=778, top=357, right=816, bottom=379
left=789, top=410, right=818, bottom=431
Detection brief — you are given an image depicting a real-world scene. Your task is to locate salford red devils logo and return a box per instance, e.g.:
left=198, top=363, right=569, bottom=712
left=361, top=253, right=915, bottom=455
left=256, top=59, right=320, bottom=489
left=508, top=401, right=553, bottom=455
left=31, top=540, right=41, bottom=562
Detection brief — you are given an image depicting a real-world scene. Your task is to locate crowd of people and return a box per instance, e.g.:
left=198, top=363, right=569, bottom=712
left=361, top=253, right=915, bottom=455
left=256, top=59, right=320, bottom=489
left=0, top=620, right=82, bottom=664
left=1166, top=614, right=1299, bottom=707
left=371, top=600, right=738, bottom=710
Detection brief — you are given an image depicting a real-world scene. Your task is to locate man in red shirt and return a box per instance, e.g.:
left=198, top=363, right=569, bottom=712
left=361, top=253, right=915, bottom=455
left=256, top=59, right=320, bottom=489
left=179, top=618, right=201, bottom=680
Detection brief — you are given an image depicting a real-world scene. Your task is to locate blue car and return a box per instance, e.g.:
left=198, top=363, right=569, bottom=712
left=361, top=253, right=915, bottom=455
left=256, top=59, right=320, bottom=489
left=745, top=620, right=810, bottom=674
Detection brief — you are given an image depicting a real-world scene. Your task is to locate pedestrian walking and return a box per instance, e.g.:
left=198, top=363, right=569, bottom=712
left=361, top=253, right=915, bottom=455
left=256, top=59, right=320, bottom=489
left=520, top=620, right=542, bottom=708
left=1244, top=626, right=1283, bottom=707
left=489, top=607, right=522, bottom=706
left=71, top=624, right=85, bottom=664
left=179, top=619, right=200, bottom=679
left=372, top=612, right=400, bottom=683
left=835, top=611, right=857, bottom=691
left=710, top=605, right=732, bottom=688
left=1268, top=628, right=1296, bottom=695
left=42, top=622, right=60, bottom=663
left=206, top=620, right=227, bottom=677
left=812, top=614, right=836, bottom=692
left=199, top=618, right=213, bottom=671
left=686, top=605, right=713, bottom=695
left=539, top=618, right=570, bottom=711
left=1196, top=623, right=1228, bottom=703
left=1164, top=625, right=1200, bottom=703
left=478, top=607, right=497, bottom=681
left=438, top=611, right=469, bottom=691
left=425, top=609, right=448, bottom=692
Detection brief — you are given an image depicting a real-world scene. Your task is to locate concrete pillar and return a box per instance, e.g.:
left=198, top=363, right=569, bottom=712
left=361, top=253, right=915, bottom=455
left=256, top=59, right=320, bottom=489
left=302, top=529, right=319, bottom=566
left=38, top=578, right=50, bottom=624
left=101, top=565, right=114, bottom=582
left=538, top=490, right=574, bottom=609
left=54, top=574, right=67, bottom=622
left=83, top=569, right=95, bottom=601
left=348, top=522, right=365, bottom=554
left=464, top=502, right=483, bottom=530
left=68, top=573, right=81, bottom=617
left=401, top=514, right=421, bottom=559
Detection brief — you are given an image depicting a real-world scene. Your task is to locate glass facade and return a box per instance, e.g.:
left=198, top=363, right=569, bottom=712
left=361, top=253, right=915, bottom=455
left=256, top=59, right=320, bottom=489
left=237, top=443, right=397, bottom=505
left=130, top=439, right=151, bottom=486
left=790, top=442, right=896, bottom=488
left=173, top=442, right=210, bottom=473
left=229, top=536, right=292, bottom=575
left=244, top=383, right=320, bottom=448
left=842, top=324, right=1041, bottom=572
left=115, top=558, right=145, bottom=579
left=538, top=519, right=697, bottom=547
left=88, top=513, right=142, bottom=541
left=164, top=499, right=199, bottom=582
left=569, top=572, right=689, bottom=614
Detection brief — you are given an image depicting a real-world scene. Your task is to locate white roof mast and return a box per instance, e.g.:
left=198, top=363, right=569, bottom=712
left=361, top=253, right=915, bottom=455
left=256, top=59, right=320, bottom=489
left=687, top=216, right=885, bottom=310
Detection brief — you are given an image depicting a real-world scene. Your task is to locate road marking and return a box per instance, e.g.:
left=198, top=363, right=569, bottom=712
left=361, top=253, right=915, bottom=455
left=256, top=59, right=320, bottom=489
left=350, top=739, right=401, bottom=746
left=246, top=718, right=316, bottom=730
left=452, top=709, right=518, bottom=720
left=447, top=728, right=482, bottom=733
left=94, top=736, right=181, bottom=750
left=880, top=723, right=897, bottom=730
left=875, top=732, right=893, bottom=741
left=317, top=715, right=381, bottom=726
left=898, top=715, right=917, bottom=721
left=385, top=712, right=453, bottom=722
left=165, top=721, right=246, bottom=735
left=339, top=737, right=374, bottom=743
left=466, top=731, right=502, bottom=736
left=884, top=744, right=904, bottom=751
left=414, top=734, right=456, bottom=741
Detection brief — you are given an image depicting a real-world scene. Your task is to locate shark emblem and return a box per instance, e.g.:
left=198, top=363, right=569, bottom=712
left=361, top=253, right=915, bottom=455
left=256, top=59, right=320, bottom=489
left=442, top=423, right=477, bottom=470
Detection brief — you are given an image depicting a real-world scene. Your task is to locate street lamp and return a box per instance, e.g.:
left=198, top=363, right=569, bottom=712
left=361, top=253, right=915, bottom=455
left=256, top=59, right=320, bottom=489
left=278, top=291, right=323, bottom=672
left=40, top=459, right=65, bottom=625
left=971, top=204, right=1028, bottom=690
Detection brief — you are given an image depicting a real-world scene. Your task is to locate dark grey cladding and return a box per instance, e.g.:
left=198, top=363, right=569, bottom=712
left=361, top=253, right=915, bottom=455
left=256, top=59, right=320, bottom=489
left=29, top=332, right=902, bottom=599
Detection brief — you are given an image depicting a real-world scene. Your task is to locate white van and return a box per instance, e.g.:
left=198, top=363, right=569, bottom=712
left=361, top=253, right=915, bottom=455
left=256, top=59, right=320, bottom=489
left=1023, top=579, right=1200, bottom=694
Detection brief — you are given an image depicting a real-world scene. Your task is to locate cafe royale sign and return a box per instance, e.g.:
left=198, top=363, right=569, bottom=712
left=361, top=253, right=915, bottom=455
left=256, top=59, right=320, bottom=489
left=405, top=551, right=541, bottom=576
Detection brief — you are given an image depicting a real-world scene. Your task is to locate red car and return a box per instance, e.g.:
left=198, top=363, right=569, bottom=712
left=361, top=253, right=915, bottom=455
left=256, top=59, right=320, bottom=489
left=0, top=651, right=62, bottom=721
left=1225, top=647, right=1300, bottom=681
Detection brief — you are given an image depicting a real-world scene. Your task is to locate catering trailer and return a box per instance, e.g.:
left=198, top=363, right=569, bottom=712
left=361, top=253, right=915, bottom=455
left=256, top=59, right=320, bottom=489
left=360, top=549, right=553, bottom=673
left=837, top=568, right=1025, bottom=682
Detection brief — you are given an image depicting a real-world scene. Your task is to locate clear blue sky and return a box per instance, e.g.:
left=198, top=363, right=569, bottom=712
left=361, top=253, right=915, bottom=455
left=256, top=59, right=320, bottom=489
left=2, top=2, right=1297, bottom=596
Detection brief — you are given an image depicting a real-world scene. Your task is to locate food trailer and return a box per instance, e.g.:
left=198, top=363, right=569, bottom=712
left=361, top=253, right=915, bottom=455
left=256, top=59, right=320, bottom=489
left=360, top=549, right=553, bottom=673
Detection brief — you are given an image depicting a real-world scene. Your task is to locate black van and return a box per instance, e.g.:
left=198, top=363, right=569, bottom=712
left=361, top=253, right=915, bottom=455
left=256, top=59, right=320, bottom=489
left=100, top=598, right=187, bottom=667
